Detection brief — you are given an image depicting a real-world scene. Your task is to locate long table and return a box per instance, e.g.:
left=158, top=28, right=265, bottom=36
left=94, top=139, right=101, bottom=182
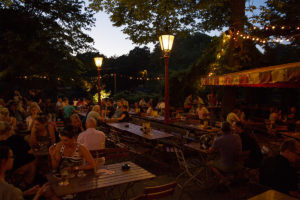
left=47, top=161, right=155, bottom=197
left=107, top=122, right=174, bottom=140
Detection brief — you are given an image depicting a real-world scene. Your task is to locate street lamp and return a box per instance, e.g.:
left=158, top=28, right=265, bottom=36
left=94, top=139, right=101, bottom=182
left=159, top=34, right=174, bottom=124
left=94, top=56, right=103, bottom=106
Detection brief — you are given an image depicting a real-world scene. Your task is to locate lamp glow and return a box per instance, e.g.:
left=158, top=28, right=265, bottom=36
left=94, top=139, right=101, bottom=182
left=159, top=35, right=174, bottom=53
left=94, top=57, right=103, bottom=68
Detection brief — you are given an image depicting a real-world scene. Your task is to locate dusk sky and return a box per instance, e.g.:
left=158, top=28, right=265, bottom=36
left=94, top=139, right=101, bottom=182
left=86, top=0, right=263, bottom=57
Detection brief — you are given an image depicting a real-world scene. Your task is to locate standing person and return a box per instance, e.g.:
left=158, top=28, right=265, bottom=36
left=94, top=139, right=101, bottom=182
left=259, top=139, right=300, bottom=198
left=62, top=98, right=76, bottom=121
left=0, top=145, right=48, bottom=200
left=56, top=97, right=63, bottom=120
left=49, top=126, right=96, bottom=171
left=30, top=115, right=56, bottom=149
left=77, top=118, right=106, bottom=166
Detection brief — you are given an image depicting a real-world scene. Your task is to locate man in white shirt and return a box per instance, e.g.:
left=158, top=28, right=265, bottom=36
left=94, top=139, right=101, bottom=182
left=77, top=118, right=106, bottom=165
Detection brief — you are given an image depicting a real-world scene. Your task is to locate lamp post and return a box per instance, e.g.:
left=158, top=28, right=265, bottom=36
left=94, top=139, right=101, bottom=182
left=94, top=57, right=103, bottom=106
left=159, top=35, right=174, bottom=124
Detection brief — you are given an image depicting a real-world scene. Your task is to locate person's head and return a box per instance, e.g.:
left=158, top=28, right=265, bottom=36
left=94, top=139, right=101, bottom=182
left=63, top=97, right=69, bottom=104
left=92, top=105, right=100, bottom=113
left=57, top=97, right=62, bottom=102
left=117, top=101, right=123, bottom=107
left=0, top=145, right=14, bottom=172
left=280, top=139, right=300, bottom=164
left=232, top=121, right=243, bottom=134
left=59, top=125, right=76, bottom=146
left=233, top=108, right=240, bottom=114
left=0, top=107, right=9, bottom=118
left=70, top=114, right=81, bottom=127
left=86, top=118, right=97, bottom=129
left=30, top=103, right=40, bottom=115
left=221, top=122, right=231, bottom=134
left=33, top=114, right=48, bottom=131
left=0, top=121, right=13, bottom=139
left=290, top=106, right=296, bottom=113
left=122, top=105, right=128, bottom=111
left=0, top=98, right=5, bottom=106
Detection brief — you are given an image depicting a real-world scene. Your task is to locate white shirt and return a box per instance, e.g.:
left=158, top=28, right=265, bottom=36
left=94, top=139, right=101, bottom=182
left=77, top=128, right=105, bottom=151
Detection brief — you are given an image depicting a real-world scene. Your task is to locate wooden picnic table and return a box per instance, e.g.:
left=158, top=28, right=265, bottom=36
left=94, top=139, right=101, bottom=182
left=47, top=161, right=155, bottom=197
left=278, top=131, right=300, bottom=140
left=107, top=122, right=174, bottom=140
left=248, top=189, right=297, bottom=200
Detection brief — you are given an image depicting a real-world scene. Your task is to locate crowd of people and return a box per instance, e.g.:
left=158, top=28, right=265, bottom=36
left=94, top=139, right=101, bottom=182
left=0, top=89, right=299, bottom=199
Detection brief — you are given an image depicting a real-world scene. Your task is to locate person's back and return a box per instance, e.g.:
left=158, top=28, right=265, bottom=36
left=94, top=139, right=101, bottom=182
left=213, top=133, right=242, bottom=168
left=87, top=110, right=100, bottom=122
left=259, top=139, right=300, bottom=196
left=0, top=179, right=23, bottom=200
left=260, top=154, right=297, bottom=193
left=77, top=118, right=105, bottom=151
left=63, top=104, right=75, bottom=119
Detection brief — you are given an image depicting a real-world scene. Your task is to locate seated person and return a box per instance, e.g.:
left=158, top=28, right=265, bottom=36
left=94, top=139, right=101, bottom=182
left=30, top=114, right=56, bottom=149
left=0, top=121, right=36, bottom=188
left=77, top=118, right=106, bottom=166
left=49, top=125, right=95, bottom=171
left=269, top=107, right=282, bottom=124
left=105, top=105, right=130, bottom=123
left=184, top=95, right=193, bottom=112
left=196, top=103, right=209, bottom=123
left=226, top=108, right=240, bottom=126
left=146, top=103, right=153, bottom=116
left=70, top=114, right=84, bottom=136
left=0, top=145, right=49, bottom=200
left=111, top=101, right=123, bottom=118
left=87, top=105, right=101, bottom=122
left=233, top=122, right=262, bottom=169
left=155, top=100, right=165, bottom=115
left=207, top=122, right=242, bottom=182
left=259, top=139, right=300, bottom=198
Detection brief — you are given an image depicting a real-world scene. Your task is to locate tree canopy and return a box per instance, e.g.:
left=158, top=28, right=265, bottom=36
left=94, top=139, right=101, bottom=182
left=0, top=0, right=95, bottom=81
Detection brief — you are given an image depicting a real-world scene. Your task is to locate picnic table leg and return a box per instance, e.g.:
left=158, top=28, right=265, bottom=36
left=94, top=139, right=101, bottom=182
left=120, top=182, right=135, bottom=200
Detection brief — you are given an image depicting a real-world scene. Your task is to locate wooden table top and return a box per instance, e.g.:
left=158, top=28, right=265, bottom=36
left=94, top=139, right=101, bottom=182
left=248, top=189, right=297, bottom=200
left=184, top=142, right=208, bottom=153
left=183, top=124, right=220, bottom=133
left=278, top=132, right=300, bottom=140
left=107, top=122, right=174, bottom=140
left=47, top=161, right=155, bottom=197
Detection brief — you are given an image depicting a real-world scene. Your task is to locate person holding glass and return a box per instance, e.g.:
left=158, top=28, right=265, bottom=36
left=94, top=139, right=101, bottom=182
left=49, top=125, right=95, bottom=173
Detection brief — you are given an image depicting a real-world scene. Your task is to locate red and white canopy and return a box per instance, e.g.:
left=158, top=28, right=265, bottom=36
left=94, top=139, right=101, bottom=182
left=201, top=62, right=300, bottom=88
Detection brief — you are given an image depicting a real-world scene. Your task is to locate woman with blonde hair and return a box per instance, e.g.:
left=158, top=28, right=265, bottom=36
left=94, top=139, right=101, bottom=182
left=0, top=107, right=16, bottom=129
left=26, top=102, right=41, bottom=131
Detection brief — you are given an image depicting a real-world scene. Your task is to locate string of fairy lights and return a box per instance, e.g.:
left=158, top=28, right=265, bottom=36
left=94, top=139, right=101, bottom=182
left=231, top=25, right=300, bottom=44
left=17, top=74, right=165, bottom=81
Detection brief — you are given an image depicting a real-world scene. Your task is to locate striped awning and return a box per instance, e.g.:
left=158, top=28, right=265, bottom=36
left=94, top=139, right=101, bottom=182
left=201, top=62, right=300, bottom=88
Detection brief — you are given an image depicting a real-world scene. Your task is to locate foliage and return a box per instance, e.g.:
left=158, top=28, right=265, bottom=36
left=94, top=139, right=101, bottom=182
left=0, top=0, right=95, bottom=84
left=250, top=0, right=300, bottom=45
left=113, top=90, right=161, bottom=104
left=88, top=0, right=246, bottom=44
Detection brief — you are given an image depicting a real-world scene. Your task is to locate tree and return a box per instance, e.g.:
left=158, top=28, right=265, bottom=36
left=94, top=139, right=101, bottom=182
left=251, top=0, right=300, bottom=45
left=0, top=0, right=95, bottom=81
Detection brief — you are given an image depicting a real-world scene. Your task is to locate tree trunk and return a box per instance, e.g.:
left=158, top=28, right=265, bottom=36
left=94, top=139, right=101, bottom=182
left=228, top=0, right=246, bottom=69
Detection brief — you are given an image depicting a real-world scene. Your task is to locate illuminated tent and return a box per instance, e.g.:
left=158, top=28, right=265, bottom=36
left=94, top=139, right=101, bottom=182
left=201, top=62, right=300, bottom=88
